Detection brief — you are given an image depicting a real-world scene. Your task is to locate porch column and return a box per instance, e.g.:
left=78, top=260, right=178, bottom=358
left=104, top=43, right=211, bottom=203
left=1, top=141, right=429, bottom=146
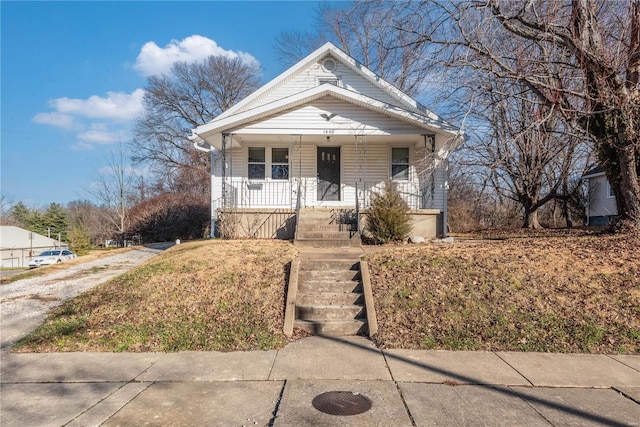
left=355, top=135, right=367, bottom=208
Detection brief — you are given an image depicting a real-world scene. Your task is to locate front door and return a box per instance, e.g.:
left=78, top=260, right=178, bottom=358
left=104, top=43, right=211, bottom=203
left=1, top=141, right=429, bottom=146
left=317, top=147, right=340, bottom=201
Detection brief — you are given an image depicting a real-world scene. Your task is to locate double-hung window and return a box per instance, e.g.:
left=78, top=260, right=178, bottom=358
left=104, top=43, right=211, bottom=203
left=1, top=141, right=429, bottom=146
left=248, top=147, right=266, bottom=180
left=271, top=148, right=289, bottom=180
left=248, top=147, right=289, bottom=180
left=391, top=147, right=410, bottom=181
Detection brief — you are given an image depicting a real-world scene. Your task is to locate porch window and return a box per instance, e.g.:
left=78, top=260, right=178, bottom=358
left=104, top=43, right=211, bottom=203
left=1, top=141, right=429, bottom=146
left=271, top=148, right=289, bottom=180
left=391, top=147, right=410, bottom=180
left=248, top=147, right=266, bottom=180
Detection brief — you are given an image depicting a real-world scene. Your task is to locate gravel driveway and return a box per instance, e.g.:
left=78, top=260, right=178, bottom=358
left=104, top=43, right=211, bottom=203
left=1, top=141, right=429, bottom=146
left=0, top=246, right=167, bottom=352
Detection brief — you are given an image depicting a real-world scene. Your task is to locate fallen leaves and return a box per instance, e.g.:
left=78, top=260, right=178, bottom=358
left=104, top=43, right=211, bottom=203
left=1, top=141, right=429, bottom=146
left=368, top=231, right=639, bottom=354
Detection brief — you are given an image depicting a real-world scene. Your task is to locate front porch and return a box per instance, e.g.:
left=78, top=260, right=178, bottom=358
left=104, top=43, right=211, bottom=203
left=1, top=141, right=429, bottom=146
left=211, top=134, right=447, bottom=240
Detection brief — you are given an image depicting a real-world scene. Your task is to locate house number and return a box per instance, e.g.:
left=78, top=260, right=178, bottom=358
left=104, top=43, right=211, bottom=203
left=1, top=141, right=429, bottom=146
left=323, top=129, right=334, bottom=134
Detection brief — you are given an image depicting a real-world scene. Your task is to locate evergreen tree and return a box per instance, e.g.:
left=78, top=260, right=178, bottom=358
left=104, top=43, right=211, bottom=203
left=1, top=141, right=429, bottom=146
left=68, top=225, right=92, bottom=255
left=44, top=203, right=69, bottom=242
left=11, top=202, right=31, bottom=227
left=366, top=182, right=413, bottom=244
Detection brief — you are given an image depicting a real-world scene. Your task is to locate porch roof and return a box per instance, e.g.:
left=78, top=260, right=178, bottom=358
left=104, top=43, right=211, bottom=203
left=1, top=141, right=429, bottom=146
left=191, top=83, right=461, bottom=150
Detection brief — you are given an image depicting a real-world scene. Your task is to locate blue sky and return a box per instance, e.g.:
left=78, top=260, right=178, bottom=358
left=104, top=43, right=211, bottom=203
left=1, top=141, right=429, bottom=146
left=1, top=1, right=329, bottom=208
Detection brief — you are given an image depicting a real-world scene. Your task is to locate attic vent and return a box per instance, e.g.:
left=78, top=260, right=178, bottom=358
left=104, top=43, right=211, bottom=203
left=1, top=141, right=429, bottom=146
left=319, top=77, right=339, bottom=86
left=322, top=58, right=337, bottom=71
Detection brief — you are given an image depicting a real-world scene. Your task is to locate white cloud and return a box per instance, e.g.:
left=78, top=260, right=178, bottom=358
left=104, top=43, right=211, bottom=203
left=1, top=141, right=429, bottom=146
left=70, top=141, right=95, bottom=151
left=77, top=130, right=117, bottom=144
left=134, top=35, right=258, bottom=76
left=52, top=89, right=145, bottom=121
left=32, top=112, right=78, bottom=129
left=77, top=123, right=122, bottom=144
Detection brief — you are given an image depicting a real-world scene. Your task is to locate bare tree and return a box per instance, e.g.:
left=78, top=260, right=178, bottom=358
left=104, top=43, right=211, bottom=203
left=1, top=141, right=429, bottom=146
left=0, top=195, right=16, bottom=225
left=67, top=200, right=112, bottom=246
left=401, top=0, right=640, bottom=229
left=132, top=55, right=261, bottom=195
left=90, top=143, right=135, bottom=245
left=478, top=80, right=588, bottom=228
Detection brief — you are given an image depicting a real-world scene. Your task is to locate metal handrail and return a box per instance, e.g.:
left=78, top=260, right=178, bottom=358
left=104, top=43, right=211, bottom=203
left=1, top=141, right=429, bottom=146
left=355, top=181, right=361, bottom=234
left=294, top=179, right=302, bottom=238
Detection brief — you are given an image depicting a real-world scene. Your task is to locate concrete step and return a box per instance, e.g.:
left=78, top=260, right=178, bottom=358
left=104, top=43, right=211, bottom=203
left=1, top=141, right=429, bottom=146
left=294, top=319, right=367, bottom=336
left=297, top=222, right=355, bottom=232
left=296, top=304, right=364, bottom=321
left=297, top=292, right=365, bottom=306
left=299, top=208, right=356, bottom=217
left=296, top=231, right=355, bottom=240
left=298, top=280, right=362, bottom=294
left=294, top=238, right=359, bottom=248
left=299, top=269, right=360, bottom=282
left=299, top=260, right=360, bottom=271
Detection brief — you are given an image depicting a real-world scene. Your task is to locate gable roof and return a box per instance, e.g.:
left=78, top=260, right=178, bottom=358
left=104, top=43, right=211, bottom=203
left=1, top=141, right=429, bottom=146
left=191, top=42, right=460, bottom=148
left=582, top=166, right=605, bottom=179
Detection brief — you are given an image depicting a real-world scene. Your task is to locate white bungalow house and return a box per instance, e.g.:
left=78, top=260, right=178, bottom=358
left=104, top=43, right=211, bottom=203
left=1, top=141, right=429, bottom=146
left=582, top=166, right=618, bottom=226
left=191, top=42, right=462, bottom=245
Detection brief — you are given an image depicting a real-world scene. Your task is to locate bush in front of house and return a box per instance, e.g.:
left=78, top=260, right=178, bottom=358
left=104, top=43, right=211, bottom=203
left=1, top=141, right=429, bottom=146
left=366, top=182, right=412, bottom=244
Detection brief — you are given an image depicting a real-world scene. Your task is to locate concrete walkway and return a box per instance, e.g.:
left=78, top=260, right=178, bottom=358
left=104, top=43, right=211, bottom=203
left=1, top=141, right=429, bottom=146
left=1, top=336, right=638, bottom=426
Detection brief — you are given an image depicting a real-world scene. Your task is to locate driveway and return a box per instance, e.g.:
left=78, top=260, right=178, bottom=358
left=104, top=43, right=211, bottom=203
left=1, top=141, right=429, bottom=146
left=0, top=246, right=168, bottom=352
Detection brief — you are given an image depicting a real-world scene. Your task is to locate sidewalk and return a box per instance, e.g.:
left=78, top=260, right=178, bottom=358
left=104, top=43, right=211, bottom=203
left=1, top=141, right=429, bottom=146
left=1, top=336, right=638, bottom=426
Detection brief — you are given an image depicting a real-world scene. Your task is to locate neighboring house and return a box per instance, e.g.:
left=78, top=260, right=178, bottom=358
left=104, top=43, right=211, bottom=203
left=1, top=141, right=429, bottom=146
left=0, top=225, right=69, bottom=268
left=191, top=42, right=462, bottom=242
left=582, top=166, right=618, bottom=226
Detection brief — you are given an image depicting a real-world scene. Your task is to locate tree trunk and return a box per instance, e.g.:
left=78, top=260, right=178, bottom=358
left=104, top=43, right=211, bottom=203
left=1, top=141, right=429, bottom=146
left=592, top=109, right=640, bottom=230
left=523, top=207, right=542, bottom=229
left=615, top=143, right=640, bottom=228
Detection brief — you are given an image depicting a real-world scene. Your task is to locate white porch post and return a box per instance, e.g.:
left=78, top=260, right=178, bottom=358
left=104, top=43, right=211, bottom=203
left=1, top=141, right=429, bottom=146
left=355, top=135, right=367, bottom=208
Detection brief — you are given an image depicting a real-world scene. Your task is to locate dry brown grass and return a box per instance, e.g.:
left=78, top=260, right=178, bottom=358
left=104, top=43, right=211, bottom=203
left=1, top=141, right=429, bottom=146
left=14, top=229, right=639, bottom=354
left=368, top=230, right=639, bottom=354
left=15, top=240, right=297, bottom=352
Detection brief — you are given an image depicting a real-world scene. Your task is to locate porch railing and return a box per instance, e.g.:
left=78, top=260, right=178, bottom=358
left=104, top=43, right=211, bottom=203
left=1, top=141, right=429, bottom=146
left=213, top=179, right=432, bottom=211
left=221, top=179, right=293, bottom=209
left=357, top=181, right=427, bottom=210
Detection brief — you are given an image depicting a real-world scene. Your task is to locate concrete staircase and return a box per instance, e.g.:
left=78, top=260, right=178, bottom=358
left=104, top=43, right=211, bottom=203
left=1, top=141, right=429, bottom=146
left=294, top=258, right=367, bottom=336
left=294, top=208, right=361, bottom=248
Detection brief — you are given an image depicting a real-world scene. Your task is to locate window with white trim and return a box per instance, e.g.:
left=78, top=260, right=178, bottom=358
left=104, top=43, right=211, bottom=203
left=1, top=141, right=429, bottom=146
left=607, top=181, right=615, bottom=198
left=248, top=146, right=290, bottom=180
left=248, top=147, right=266, bottom=180
left=391, top=147, right=410, bottom=181
left=271, top=148, right=289, bottom=180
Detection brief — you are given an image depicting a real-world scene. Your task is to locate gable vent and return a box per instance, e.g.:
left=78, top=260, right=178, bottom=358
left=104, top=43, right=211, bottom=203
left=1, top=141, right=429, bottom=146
left=322, top=58, right=337, bottom=71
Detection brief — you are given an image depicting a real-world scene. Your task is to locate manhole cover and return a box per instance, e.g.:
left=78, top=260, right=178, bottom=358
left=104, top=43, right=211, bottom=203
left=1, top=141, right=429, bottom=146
left=312, top=391, right=372, bottom=416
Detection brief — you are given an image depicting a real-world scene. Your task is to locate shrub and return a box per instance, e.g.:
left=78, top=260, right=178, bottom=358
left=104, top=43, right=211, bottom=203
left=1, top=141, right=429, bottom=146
left=129, top=193, right=209, bottom=242
left=366, top=182, right=412, bottom=244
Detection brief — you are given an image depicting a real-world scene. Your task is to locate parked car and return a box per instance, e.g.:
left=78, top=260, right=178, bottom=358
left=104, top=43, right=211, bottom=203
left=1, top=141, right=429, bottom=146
left=28, top=250, right=76, bottom=269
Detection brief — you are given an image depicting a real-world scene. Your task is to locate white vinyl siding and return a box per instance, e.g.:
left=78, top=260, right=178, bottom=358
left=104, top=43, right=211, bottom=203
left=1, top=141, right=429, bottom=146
left=587, top=175, right=618, bottom=217
left=238, top=58, right=412, bottom=114
left=214, top=139, right=446, bottom=211
left=240, top=97, right=423, bottom=134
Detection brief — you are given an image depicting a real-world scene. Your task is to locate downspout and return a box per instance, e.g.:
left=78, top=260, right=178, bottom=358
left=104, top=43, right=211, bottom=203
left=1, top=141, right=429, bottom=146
left=443, top=154, right=449, bottom=238
left=210, top=148, right=221, bottom=237
left=191, top=133, right=220, bottom=238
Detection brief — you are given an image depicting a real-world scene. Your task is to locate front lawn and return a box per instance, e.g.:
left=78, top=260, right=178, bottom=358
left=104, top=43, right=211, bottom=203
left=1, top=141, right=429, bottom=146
left=368, top=231, right=639, bottom=353
left=14, top=240, right=297, bottom=352
left=13, top=230, right=639, bottom=354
